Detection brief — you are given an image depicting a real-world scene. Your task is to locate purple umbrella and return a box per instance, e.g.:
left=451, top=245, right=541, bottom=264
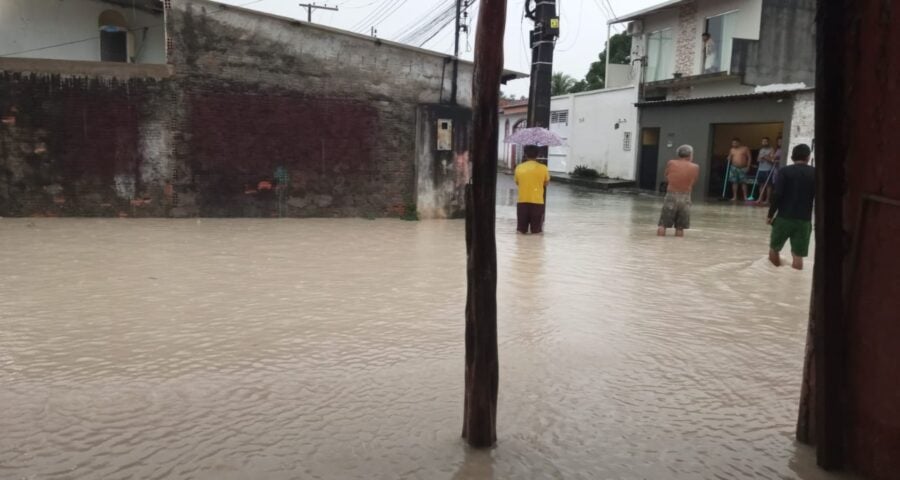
left=504, top=127, right=565, bottom=147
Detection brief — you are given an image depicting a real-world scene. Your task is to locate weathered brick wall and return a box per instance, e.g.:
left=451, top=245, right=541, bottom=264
left=0, top=71, right=173, bottom=216
left=165, top=0, right=474, bottom=217
left=0, top=0, right=474, bottom=217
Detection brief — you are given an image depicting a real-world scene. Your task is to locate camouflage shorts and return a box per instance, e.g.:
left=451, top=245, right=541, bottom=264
left=658, top=192, right=692, bottom=230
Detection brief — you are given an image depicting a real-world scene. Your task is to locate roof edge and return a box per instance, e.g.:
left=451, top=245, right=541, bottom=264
left=194, top=0, right=528, bottom=79
left=608, top=0, right=687, bottom=25
left=635, top=88, right=815, bottom=107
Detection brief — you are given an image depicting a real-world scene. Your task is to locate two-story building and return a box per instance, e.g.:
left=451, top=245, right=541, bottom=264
left=613, top=0, right=816, bottom=198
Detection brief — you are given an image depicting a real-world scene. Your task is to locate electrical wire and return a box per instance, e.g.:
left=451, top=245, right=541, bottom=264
left=396, top=0, right=456, bottom=45
left=556, top=0, right=586, bottom=53
left=356, top=0, right=411, bottom=33
left=391, top=0, right=452, bottom=38
left=401, top=1, right=456, bottom=44
left=350, top=0, right=394, bottom=31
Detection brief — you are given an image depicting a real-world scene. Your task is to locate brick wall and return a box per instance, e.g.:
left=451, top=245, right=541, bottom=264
left=788, top=91, right=814, bottom=164
left=674, top=0, right=699, bottom=76
left=0, top=71, right=172, bottom=216
left=0, top=0, right=474, bottom=217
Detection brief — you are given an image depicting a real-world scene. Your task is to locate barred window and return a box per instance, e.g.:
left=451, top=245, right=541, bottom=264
left=550, top=110, right=569, bottom=126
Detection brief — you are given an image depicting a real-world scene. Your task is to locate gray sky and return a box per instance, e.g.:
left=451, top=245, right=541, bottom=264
left=213, top=0, right=661, bottom=97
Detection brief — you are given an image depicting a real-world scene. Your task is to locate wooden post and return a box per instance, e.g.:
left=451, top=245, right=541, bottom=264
left=811, top=0, right=847, bottom=469
left=462, top=0, right=506, bottom=449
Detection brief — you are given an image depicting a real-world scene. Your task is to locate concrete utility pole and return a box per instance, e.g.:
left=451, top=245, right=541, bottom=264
left=450, top=0, right=463, bottom=104
left=525, top=0, right=559, bottom=164
left=451, top=0, right=471, bottom=105
left=298, top=3, right=338, bottom=23
left=462, top=0, right=506, bottom=449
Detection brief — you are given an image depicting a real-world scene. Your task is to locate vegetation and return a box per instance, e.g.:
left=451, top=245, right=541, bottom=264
left=569, top=33, right=632, bottom=93
left=500, top=92, right=527, bottom=102
left=401, top=201, right=419, bottom=221
left=570, top=165, right=605, bottom=179
left=551, top=72, right=577, bottom=96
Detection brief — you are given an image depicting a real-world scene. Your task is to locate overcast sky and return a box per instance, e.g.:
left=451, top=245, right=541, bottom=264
left=213, top=0, right=661, bottom=97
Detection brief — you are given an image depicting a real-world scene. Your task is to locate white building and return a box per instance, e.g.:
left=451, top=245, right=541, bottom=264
left=498, top=86, right=639, bottom=180
left=0, top=0, right=166, bottom=64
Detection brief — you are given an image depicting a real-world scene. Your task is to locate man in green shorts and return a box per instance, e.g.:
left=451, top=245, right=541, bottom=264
left=767, top=144, right=815, bottom=270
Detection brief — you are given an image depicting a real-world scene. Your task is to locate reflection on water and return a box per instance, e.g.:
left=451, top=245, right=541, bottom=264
left=1, top=177, right=851, bottom=479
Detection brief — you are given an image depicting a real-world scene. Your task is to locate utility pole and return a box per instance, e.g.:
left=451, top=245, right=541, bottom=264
left=525, top=0, right=559, bottom=164
left=450, top=0, right=470, bottom=105
left=462, top=0, right=506, bottom=450
left=298, top=3, right=338, bottom=23
left=450, top=0, right=463, bottom=104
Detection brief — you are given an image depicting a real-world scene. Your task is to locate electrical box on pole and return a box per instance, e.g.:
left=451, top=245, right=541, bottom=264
left=525, top=0, right=559, bottom=165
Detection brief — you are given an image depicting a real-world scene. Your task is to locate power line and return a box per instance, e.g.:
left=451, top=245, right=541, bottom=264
left=350, top=0, right=393, bottom=31
left=392, top=0, right=453, bottom=40
left=396, top=0, right=456, bottom=45
left=399, top=1, right=455, bottom=43
left=418, top=14, right=456, bottom=47
left=556, top=0, right=585, bottom=53
left=357, top=0, right=410, bottom=32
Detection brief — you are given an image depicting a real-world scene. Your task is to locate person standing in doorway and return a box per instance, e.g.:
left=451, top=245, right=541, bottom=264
left=756, top=137, right=776, bottom=204
left=702, top=33, right=718, bottom=73
left=728, top=138, right=752, bottom=201
left=514, top=145, right=550, bottom=234
left=768, top=144, right=816, bottom=270
left=658, top=145, right=700, bottom=237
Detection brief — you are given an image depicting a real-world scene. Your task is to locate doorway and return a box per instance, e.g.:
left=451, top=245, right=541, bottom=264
left=639, top=128, right=660, bottom=191
left=707, top=122, right=784, bottom=198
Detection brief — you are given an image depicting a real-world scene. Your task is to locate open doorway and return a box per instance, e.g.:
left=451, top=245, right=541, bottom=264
left=707, top=122, right=784, bottom=198
left=639, top=128, right=660, bottom=191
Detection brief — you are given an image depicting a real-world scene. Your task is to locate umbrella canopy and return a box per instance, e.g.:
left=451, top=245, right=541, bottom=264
left=504, top=127, right=565, bottom=147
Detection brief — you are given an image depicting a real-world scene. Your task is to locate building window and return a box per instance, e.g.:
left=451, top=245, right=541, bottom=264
left=550, top=110, right=569, bottom=126
left=646, top=28, right=675, bottom=82
left=623, top=132, right=632, bottom=151
left=99, top=10, right=129, bottom=63
left=704, top=10, right=739, bottom=74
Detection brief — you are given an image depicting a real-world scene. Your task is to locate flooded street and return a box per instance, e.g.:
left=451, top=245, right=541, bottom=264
left=1, top=177, right=847, bottom=480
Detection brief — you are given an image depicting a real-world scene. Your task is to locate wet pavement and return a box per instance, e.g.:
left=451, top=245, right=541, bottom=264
left=1, top=177, right=851, bottom=479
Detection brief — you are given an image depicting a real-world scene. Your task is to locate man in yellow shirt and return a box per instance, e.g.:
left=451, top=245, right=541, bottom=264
left=514, top=145, right=551, bottom=234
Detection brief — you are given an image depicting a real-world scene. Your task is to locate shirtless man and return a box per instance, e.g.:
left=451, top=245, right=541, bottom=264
left=728, top=138, right=752, bottom=201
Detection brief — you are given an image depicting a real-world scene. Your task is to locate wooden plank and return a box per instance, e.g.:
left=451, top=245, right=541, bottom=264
left=812, top=0, right=847, bottom=469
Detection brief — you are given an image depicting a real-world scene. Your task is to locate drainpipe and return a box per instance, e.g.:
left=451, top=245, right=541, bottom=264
left=604, top=23, right=612, bottom=89
left=632, top=45, right=647, bottom=183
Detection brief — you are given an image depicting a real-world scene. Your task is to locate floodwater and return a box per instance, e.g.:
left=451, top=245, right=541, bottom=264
left=1, top=177, right=850, bottom=480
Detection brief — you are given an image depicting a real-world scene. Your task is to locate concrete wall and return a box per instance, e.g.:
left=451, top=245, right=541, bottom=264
left=639, top=95, right=794, bottom=198
left=547, top=96, right=573, bottom=173
left=0, top=0, right=478, bottom=217
left=606, top=64, right=635, bottom=89
left=415, top=105, right=471, bottom=219
left=731, top=0, right=816, bottom=87
left=0, top=0, right=166, bottom=64
left=567, top=87, right=638, bottom=180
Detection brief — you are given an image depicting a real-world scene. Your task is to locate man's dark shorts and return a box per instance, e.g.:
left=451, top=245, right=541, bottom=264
left=517, top=202, right=545, bottom=234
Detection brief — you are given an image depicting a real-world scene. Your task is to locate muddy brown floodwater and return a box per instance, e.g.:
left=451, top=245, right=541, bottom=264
left=1, top=178, right=856, bottom=480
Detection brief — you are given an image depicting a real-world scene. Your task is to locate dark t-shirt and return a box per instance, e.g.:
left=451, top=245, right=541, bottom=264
left=768, top=163, right=815, bottom=221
